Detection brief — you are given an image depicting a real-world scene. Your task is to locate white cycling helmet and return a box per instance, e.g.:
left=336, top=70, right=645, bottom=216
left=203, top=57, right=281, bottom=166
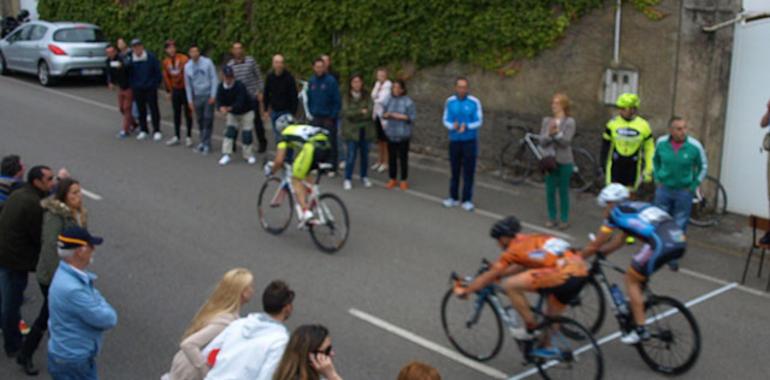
left=597, top=183, right=630, bottom=207
left=274, top=114, right=295, bottom=133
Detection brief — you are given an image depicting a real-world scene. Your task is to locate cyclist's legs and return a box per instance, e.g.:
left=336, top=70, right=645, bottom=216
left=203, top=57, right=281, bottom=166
left=502, top=268, right=568, bottom=328
left=292, top=143, right=315, bottom=211
left=627, top=241, right=685, bottom=326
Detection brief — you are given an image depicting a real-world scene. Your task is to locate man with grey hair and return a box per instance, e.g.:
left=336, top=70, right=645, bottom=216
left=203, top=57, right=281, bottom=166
left=47, top=226, right=117, bottom=380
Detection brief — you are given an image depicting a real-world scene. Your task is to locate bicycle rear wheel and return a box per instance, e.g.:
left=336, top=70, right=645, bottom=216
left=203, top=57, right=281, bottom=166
left=561, top=277, right=606, bottom=339
left=689, top=176, right=727, bottom=227
left=257, top=177, right=294, bottom=235
left=635, top=295, right=701, bottom=375
left=533, top=316, right=603, bottom=380
left=570, top=149, right=599, bottom=193
left=499, top=141, right=534, bottom=185
left=309, top=193, right=350, bottom=253
left=441, top=289, right=504, bottom=362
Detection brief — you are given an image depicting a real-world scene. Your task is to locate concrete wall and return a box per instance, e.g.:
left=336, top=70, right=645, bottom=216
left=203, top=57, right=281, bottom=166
left=406, top=0, right=739, bottom=175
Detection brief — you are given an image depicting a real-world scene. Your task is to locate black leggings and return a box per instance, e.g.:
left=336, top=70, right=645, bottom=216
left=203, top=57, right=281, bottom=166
left=19, top=283, right=49, bottom=360
left=388, top=139, right=410, bottom=181
left=171, top=88, right=193, bottom=138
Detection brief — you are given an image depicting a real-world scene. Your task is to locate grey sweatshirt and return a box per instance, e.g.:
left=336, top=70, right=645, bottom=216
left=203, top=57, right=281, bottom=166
left=184, top=56, right=219, bottom=103
left=382, top=95, right=417, bottom=142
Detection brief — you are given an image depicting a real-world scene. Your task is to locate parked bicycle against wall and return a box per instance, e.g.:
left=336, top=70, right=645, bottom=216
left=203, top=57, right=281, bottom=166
left=498, top=125, right=600, bottom=192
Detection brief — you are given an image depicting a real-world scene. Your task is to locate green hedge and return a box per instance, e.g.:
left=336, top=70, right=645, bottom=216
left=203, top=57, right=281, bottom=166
left=39, top=0, right=660, bottom=82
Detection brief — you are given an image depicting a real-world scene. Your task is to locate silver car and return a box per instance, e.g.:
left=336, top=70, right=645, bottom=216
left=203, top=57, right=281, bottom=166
left=0, top=21, right=108, bottom=86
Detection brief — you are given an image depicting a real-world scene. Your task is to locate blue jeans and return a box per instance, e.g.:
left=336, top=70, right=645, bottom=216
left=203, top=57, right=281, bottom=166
left=193, top=96, right=214, bottom=149
left=0, top=266, right=28, bottom=354
left=345, top=130, right=370, bottom=180
left=654, top=186, right=693, bottom=232
left=270, top=111, right=290, bottom=138
left=449, top=140, right=478, bottom=203
left=48, top=355, right=98, bottom=380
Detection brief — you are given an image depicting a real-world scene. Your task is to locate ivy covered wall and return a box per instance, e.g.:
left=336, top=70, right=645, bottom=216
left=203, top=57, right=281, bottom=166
left=39, top=0, right=660, bottom=80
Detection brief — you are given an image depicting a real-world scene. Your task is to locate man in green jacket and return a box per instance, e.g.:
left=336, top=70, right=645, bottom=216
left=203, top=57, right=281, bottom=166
left=653, top=117, right=708, bottom=232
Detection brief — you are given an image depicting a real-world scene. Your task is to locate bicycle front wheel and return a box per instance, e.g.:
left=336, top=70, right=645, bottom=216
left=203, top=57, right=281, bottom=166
left=257, top=177, right=294, bottom=235
left=309, top=193, right=350, bottom=253
left=570, top=149, right=599, bottom=193
left=533, top=316, right=603, bottom=380
left=441, top=289, right=504, bottom=362
left=689, top=176, right=727, bottom=227
left=635, top=295, right=701, bottom=375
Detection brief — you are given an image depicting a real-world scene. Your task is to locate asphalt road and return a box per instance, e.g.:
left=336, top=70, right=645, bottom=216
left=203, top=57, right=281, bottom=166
left=1, top=74, right=769, bottom=380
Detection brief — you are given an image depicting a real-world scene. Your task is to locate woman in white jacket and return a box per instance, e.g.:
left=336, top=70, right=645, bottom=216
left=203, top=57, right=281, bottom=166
left=371, top=67, right=392, bottom=173
left=163, top=268, right=255, bottom=380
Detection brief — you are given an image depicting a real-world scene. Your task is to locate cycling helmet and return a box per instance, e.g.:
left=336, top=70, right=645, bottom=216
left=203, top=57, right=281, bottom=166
left=597, top=183, right=630, bottom=207
left=490, top=216, right=522, bottom=239
left=615, top=93, right=640, bottom=109
left=274, top=114, right=295, bottom=133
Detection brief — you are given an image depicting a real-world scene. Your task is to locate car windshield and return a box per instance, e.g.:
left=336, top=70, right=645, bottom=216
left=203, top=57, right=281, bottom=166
left=53, top=27, right=105, bottom=43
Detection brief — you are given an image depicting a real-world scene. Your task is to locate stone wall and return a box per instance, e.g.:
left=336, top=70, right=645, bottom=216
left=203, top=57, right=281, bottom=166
left=405, top=0, right=740, bottom=175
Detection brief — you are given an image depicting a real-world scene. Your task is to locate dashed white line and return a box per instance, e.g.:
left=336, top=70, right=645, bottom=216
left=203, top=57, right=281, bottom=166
left=348, top=308, right=508, bottom=379
left=80, top=188, right=103, bottom=201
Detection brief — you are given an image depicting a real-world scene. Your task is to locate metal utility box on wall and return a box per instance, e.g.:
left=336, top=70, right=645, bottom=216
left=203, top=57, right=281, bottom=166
left=603, top=68, right=639, bottom=105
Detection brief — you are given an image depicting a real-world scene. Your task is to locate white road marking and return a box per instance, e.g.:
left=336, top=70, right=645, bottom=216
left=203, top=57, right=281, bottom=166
left=679, top=267, right=770, bottom=299
left=348, top=308, right=508, bottom=379
left=507, top=282, right=738, bottom=380
left=80, top=188, right=103, bottom=201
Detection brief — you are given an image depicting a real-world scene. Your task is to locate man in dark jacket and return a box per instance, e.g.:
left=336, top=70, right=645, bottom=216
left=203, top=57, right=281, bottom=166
left=0, top=165, right=53, bottom=358
left=106, top=45, right=134, bottom=139
left=307, top=58, right=341, bottom=170
left=217, top=66, right=257, bottom=166
left=0, top=154, right=24, bottom=210
left=128, top=38, right=163, bottom=142
left=263, top=54, right=298, bottom=137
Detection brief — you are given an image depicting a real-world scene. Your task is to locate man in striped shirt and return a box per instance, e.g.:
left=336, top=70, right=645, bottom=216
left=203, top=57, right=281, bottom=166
left=227, top=42, right=268, bottom=153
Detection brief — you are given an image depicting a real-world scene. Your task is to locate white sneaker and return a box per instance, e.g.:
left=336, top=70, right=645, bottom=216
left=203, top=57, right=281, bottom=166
left=165, top=136, right=180, bottom=146
left=136, top=131, right=148, bottom=140
left=377, top=164, right=387, bottom=173
left=509, top=326, right=535, bottom=341
left=362, top=178, right=372, bottom=188
left=443, top=198, right=460, bottom=208
left=620, top=328, right=650, bottom=345
left=343, top=180, right=352, bottom=190
left=371, top=163, right=380, bottom=170
left=339, top=161, right=346, bottom=170
left=218, top=154, right=232, bottom=166
left=461, top=201, right=475, bottom=212
left=247, top=156, right=257, bottom=165
left=153, top=132, right=163, bottom=142
left=327, top=171, right=336, bottom=178
left=185, top=137, right=193, bottom=147
left=299, top=209, right=314, bottom=223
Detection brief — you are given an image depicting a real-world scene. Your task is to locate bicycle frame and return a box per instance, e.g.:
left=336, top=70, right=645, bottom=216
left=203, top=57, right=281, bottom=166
left=272, top=163, right=338, bottom=227
left=589, top=254, right=658, bottom=333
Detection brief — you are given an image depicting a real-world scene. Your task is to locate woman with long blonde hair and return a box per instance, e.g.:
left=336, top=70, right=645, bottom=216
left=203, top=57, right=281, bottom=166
left=164, top=268, right=254, bottom=380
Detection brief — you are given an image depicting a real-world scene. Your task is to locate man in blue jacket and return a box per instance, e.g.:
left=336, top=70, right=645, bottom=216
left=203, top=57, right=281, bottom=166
left=442, top=78, right=483, bottom=211
left=128, top=38, right=163, bottom=142
left=307, top=58, right=341, bottom=171
left=48, top=226, right=117, bottom=380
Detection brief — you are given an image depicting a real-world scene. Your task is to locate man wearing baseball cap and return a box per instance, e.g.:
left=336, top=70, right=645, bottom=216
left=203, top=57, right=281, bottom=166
left=47, top=226, right=117, bottom=380
left=216, top=65, right=257, bottom=166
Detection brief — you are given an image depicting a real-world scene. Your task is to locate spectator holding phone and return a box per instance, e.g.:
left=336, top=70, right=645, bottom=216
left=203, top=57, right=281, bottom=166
left=273, top=324, right=343, bottom=380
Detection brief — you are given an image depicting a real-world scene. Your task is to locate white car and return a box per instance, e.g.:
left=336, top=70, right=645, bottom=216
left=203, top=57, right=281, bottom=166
left=0, top=20, right=108, bottom=86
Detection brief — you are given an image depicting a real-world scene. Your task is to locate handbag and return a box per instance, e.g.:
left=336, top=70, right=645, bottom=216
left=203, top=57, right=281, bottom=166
left=539, top=155, right=558, bottom=173
left=763, top=132, right=770, bottom=151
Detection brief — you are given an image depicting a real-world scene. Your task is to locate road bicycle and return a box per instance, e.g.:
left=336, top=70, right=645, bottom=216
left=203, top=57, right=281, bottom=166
left=498, top=125, right=600, bottom=192
left=688, top=175, right=727, bottom=227
left=567, top=252, right=701, bottom=375
left=442, top=259, right=603, bottom=379
left=257, top=163, right=349, bottom=253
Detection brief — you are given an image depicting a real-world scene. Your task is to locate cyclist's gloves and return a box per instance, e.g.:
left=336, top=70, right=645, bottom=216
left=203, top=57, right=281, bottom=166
left=263, top=162, right=274, bottom=177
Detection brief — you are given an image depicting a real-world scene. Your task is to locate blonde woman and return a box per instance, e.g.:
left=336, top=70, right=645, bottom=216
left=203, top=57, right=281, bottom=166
left=164, top=268, right=254, bottom=380
left=539, top=93, right=576, bottom=229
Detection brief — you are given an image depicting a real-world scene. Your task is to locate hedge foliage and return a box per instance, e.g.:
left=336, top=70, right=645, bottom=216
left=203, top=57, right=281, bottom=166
left=39, top=0, right=661, bottom=81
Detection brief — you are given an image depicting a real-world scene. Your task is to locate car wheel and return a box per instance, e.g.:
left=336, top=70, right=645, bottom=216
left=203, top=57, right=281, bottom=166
left=38, top=61, right=54, bottom=86
left=0, top=52, right=8, bottom=76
